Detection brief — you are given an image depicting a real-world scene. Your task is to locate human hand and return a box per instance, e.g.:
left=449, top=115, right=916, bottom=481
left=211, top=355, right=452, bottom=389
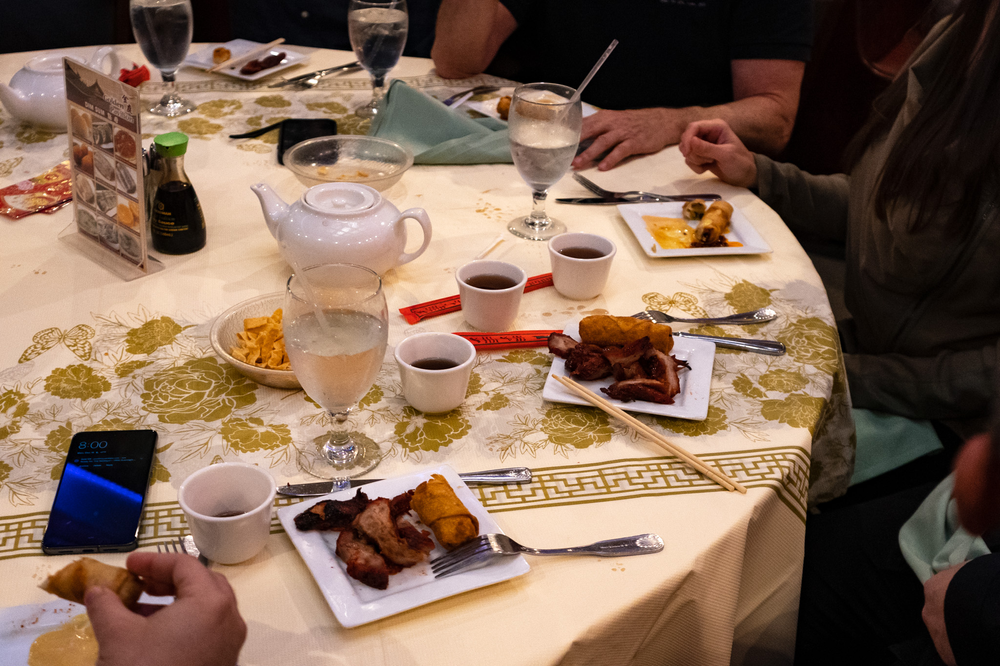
left=85, top=552, right=247, bottom=666
left=922, top=563, right=965, bottom=666
left=679, top=120, right=758, bottom=189
left=572, top=108, right=683, bottom=171
left=953, top=432, right=1000, bottom=534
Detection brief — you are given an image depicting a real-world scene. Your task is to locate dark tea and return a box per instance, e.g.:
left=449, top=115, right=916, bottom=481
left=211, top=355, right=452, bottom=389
left=411, top=357, right=460, bottom=370
left=464, top=274, right=518, bottom=290
left=213, top=510, right=246, bottom=518
left=558, top=246, right=606, bottom=259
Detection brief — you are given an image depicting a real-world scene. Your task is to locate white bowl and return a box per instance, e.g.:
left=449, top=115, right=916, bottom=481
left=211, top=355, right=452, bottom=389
left=283, top=135, right=413, bottom=191
left=210, top=293, right=301, bottom=390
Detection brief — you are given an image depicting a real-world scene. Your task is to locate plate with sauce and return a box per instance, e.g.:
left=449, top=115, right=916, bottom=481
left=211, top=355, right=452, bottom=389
left=184, top=40, right=309, bottom=81
left=616, top=201, right=772, bottom=258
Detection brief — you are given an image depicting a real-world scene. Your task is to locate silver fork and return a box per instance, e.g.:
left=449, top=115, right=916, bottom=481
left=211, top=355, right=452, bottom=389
left=632, top=307, right=777, bottom=326
left=157, top=536, right=209, bottom=567
left=430, top=533, right=663, bottom=578
left=629, top=312, right=786, bottom=355
left=441, top=85, right=500, bottom=106
left=267, top=62, right=362, bottom=88
left=573, top=172, right=720, bottom=203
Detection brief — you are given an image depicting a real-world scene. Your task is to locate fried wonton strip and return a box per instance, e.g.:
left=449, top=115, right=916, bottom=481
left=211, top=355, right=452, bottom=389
left=411, top=474, right=479, bottom=551
left=40, top=557, right=144, bottom=609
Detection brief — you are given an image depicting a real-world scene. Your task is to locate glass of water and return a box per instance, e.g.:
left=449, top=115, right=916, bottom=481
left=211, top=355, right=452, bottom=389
left=348, top=0, right=408, bottom=119
left=284, top=264, right=389, bottom=483
left=508, top=83, right=582, bottom=241
left=129, top=0, right=196, bottom=117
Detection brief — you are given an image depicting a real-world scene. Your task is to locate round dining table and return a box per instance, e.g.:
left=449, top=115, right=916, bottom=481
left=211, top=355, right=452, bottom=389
left=0, top=43, right=854, bottom=666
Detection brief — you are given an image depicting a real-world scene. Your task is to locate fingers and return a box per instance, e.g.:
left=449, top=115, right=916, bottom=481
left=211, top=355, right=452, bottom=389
left=573, top=131, right=617, bottom=169
left=679, top=119, right=736, bottom=157
left=85, top=586, right=143, bottom=644
left=127, top=551, right=218, bottom=598
left=597, top=142, right=636, bottom=171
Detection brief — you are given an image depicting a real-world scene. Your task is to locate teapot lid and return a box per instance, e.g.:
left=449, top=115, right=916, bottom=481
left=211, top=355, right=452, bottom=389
left=303, top=183, right=380, bottom=215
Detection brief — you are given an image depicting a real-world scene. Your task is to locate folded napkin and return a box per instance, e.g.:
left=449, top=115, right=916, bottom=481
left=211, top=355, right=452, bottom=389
left=849, top=408, right=944, bottom=486
left=899, top=474, right=991, bottom=582
left=369, top=80, right=512, bottom=165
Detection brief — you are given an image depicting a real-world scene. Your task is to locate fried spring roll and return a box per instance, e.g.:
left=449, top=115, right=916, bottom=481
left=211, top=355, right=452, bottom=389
left=578, top=315, right=673, bottom=353
left=695, top=201, right=734, bottom=243
left=682, top=199, right=707, bottom=221
left=40, top=557, right=144, bottom=609
left=411, top=474, right=479, bottom=550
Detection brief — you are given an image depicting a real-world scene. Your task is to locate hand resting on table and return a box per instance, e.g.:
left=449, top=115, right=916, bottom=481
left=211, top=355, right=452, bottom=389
left=679, top=119, right=758, bottom=189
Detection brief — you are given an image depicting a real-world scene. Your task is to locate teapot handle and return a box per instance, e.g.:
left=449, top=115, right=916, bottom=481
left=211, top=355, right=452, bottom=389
left=88, top=47, right=122, bottom=77
left=395, top=208, right=432, bottom=266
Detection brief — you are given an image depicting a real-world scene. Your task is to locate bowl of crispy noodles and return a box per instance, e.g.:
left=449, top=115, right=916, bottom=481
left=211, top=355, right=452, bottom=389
left=210, top=293, right=301, bottom=390
left=283, top=135, right=413, bottom=191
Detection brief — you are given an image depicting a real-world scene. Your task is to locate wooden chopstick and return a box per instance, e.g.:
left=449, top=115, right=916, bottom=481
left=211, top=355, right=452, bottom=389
left=553, top=375, right=747, bottom=494
left=208, top=38, right=286, bottom=73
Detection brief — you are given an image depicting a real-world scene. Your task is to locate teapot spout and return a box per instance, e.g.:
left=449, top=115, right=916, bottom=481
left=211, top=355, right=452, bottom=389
left=251, top=182, right=290, bottom=238
left=0, top=82, right=29, bottom=120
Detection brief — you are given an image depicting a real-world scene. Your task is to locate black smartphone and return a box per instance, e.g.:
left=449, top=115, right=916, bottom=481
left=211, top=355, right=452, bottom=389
left=42, top=430, right=158, bottom=555
left=278, top=118, right=337, bottom=165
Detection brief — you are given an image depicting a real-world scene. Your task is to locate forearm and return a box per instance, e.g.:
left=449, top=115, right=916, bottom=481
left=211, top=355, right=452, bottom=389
left=846, top=342, right=999, bottom=422
left=663, top=94, right=796, bottom=155
left=431, top=0, right=510, bottom=79
left=754, top=154, right=850, bottom=242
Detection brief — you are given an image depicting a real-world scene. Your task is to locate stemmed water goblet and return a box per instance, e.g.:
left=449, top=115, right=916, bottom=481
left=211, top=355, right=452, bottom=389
left=507, top=83, right=582, bottom=241
left=284, top=264, right=389, bottom=483
left=348, top=0, right=408, bottom=119
left=129, top=0, right=196, bottom=117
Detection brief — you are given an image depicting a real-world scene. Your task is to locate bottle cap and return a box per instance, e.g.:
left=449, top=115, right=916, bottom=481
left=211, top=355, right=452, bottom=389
left=154, top=132, right=189, bottom=158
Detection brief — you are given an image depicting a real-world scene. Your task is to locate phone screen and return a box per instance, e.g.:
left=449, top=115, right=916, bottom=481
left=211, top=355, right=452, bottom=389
left=42, top=430, right=157, bottom=554
left=278, top=118, right=337, bottom=165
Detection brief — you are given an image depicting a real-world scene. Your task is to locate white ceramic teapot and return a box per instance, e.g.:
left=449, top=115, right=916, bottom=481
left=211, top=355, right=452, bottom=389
left=0, top=47, right=121, bottom=131
left=251, top=181, right=432, bottom=276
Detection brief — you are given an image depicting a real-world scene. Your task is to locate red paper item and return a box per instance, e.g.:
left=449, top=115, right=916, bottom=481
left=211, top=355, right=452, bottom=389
left=118, top=64, right=150, bottom=87
left=455, top=330, right=561, bottom=351
left=0, top=161, right=73, bottom=220
left=399, top=273, right=554, bottom=324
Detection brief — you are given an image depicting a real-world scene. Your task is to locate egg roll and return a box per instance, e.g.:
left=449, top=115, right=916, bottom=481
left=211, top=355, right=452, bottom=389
left=579, top=315, right=673, bottom=353
left=40, top=557, right=144, bottom=609
left=695, top=201, right=734, bottom=243
left=682, top=199, right=706, bottom=221
left=411, top=474, right=479, bottom=550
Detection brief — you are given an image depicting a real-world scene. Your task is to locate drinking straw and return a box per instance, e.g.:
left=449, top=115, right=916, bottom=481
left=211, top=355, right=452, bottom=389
left=570, top=39, right=618, bottom=104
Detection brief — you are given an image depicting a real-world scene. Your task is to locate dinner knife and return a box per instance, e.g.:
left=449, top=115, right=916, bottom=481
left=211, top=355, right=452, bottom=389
left=267, top=62, right=362, bottom=88
left=674, top=331, right=786, bottom=356
left=556, top=194, right=721, bottom=205
left=278, top=467, right=533, bottom=497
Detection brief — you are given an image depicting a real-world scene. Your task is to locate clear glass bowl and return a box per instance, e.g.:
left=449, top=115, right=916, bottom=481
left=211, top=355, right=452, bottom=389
left=284, top=135, right=413, bottom=191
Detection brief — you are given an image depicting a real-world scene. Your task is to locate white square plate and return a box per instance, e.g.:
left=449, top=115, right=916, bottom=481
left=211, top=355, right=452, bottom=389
left=276, top=464, right=529, bottom=627
left=184, top=40, right=309, bottom=81
left=617, top=201, right=772, bottom=258
left=0, top=601, right=86, bottom=663
left=542, top=321, right=716, bottom=421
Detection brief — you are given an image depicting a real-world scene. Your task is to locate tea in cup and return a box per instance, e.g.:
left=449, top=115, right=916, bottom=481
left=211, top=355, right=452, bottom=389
left=548, top=233, right=616, bottom=300
left=456, top=260, right=527, bottom=330
left=395, top=332, right=476, bottom=413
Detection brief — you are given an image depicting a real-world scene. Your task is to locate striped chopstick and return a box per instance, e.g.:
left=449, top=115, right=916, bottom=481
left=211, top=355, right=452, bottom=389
left=553, top=375, right=747, bottom=494
left=208, top=38, right=286, bottom=73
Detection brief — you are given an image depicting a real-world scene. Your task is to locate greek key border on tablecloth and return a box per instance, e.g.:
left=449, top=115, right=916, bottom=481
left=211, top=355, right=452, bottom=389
left=0, top=447, right=808, bottom=561
left=142, top=74, right=517, bottom=95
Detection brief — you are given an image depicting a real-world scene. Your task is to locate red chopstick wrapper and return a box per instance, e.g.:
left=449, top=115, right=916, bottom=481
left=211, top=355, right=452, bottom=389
left=399, top=273, right=554, bottom=324
left=456, top=330, right=561, bottom=351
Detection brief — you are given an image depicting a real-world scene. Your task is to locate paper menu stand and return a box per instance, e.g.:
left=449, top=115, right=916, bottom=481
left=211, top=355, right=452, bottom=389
left=58, top=57, right=163, bottom=280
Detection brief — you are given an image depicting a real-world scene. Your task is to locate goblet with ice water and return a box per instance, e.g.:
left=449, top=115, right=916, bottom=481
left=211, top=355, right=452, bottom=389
left=129, top=0, right=196, bottom=117
left=508, top=83, right=582, bottom=241
left=284, top=264, right=389, bottom=482
left=349, top=0, right=408, bottom=119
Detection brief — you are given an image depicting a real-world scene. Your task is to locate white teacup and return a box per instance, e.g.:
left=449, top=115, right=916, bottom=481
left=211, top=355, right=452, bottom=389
left=548, top=233, right=616, bottom=300
left=456, top=260, right=527, bottom=330
left=178, top=463, right=276, bottom=565
left=395, top=333, right=477, bottom=413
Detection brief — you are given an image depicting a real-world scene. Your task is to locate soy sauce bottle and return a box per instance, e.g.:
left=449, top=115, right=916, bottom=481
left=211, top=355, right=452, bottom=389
left=151, top=132, right=205, bottom=254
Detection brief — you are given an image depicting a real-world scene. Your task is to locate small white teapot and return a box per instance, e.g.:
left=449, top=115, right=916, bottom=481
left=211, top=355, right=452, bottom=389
left=0, top=47, right=121, bottom=132
left=251, top=181, right=432, bottom=276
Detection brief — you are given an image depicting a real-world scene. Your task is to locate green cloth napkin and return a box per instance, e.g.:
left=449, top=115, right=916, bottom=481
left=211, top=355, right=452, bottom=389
left=849, top=408, right=945, bottom=486
left=368, top=80, right=512, bottom=165
left=899, top=474, right=991, bottom=582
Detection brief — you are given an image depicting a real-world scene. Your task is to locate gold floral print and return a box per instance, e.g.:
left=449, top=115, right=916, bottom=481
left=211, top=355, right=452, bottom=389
left=197, top=99, right=243, bottom=118
left=541, top=405, right=614, bottom=449
left=222, top=417, right=291, bottom=452
left=777, top=318, right=840, bottom=375
left=656, top=405, right=729, bottom=437
left=760, top=394, right=827, bottom=433
left=0, top=389, right=29, bottom=440
left=254, top=95, right=292, bottom=108
left=759, top=369, right=809, bottom=393
left=393, top=407, right=471, bottom=453
left=44, top=365, right=111, bottom=400
left=125, top=317, right=184, bottom=355
left=177, top=117, right=223, bottom=136
left=141, top=357, right=257, bottom=424
left=724, top=281, right=773, bottom=311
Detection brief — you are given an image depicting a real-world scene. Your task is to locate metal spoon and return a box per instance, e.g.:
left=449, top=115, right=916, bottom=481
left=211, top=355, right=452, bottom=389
left=632, top=307, right=777, bottom=326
